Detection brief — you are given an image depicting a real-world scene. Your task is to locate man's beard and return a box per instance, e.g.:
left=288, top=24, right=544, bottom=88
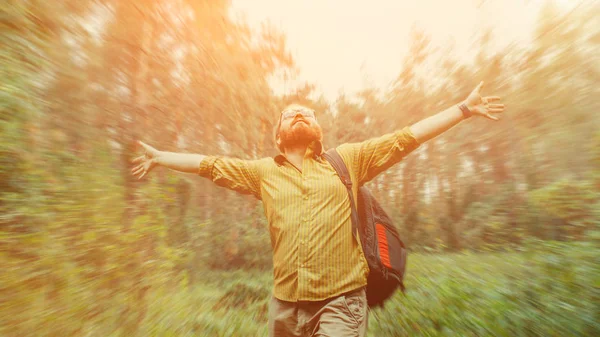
left=280, top=121, right=323, bottom=150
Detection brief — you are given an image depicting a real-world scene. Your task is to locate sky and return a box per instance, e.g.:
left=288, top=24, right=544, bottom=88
left=230, top=0, right=578, bottom=101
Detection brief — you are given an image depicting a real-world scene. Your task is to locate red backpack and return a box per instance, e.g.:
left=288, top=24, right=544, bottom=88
left=323, top=148, right=408, bottom=308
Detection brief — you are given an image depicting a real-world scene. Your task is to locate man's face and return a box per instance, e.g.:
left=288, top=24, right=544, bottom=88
left=277, top=105, right=323, bottom=151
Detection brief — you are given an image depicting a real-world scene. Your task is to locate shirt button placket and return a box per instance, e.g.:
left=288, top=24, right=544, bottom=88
left=300, top=213, right=308, bottom=269
left=300, top=175, right=309, bottom=271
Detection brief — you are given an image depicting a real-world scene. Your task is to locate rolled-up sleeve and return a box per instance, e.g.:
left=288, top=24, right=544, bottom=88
left=337, top=126, right=421, bottom=185
left=198, top=156, right=262, bottom=199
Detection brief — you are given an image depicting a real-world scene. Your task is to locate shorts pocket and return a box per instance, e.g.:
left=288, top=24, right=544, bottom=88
left=342, top=290, right=366, bottom=325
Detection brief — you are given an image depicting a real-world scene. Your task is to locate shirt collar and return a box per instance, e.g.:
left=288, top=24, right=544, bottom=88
left=274, top=140, right=324, bottom=165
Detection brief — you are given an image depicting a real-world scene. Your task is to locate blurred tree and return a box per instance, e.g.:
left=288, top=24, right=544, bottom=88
left=2, top=0, right=600, bottom=334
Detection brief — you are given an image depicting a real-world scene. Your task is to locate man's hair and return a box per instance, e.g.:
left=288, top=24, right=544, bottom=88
left=273, top=103, right=310, bottom=153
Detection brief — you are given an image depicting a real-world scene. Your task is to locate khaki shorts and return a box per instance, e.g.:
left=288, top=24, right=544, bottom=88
left=268, top=287, right=368, bottom=337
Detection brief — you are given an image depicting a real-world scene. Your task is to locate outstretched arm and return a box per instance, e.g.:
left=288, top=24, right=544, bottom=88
left=336, top=81, right=505, bottom=186
left=131, top=141, right=262, bottom=199
left=131, top=141, right=205, bottom=178
left=410, top=81, right=505, bottom=143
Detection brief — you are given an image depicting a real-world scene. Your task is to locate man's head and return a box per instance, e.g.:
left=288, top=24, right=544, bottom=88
left=274, top=104, right=323, bottom=153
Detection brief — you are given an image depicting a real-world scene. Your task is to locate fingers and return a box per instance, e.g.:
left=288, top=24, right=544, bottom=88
left=139, top=140, right=156, bottom=154
left=133, top=166, right=145, bottom=177
left=486, top=105, right=503, bottom=120
left=131, top=155, right=145, bottom=164
left=484, top=96, right=501, bottom=102
left=131, top=163, right=144, bottom=172
left=485, top=113, right=500, bottom=121
left=475, top=90, right=503, bottom=121
left=133, top=169, right=147, bottom=180
left=475, top=81, right=484, bottom=93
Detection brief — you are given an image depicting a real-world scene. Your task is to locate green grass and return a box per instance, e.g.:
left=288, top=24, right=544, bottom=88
left=137, top=241, right=599, bottom=337
left=370, top=243, right=599, bottom=336
left=2, top=241, right=598, bottom=336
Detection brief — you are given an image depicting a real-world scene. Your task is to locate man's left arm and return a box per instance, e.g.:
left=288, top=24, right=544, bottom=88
left=337, top=81, right=504, bottom=185
left=410, top=81, right=504, bottom=143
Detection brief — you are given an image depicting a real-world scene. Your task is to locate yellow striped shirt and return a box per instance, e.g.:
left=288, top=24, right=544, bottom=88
left=198, top=126, right=420, bottom=301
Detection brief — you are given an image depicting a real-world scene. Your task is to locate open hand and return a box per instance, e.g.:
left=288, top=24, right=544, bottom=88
left=464, top=81, right=505, bottom=121
left=131, top=141, right=160, bottom=179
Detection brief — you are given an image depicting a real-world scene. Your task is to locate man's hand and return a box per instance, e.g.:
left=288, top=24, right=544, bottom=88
left=131, top=141, right=161, bottom=179
left=409, top=80, right=507, bottom=143
left=464, top=81, right=505, bottom=121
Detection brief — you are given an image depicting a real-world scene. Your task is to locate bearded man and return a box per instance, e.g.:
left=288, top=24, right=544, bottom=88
left=132, top=81, right=504, bottom=336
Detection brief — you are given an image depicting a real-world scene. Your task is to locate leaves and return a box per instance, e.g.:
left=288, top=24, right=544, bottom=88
left=1, top=0, right=599, bottom=335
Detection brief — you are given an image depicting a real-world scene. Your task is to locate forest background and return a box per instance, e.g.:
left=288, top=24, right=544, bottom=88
left=2, top=0, right=599, bottom=335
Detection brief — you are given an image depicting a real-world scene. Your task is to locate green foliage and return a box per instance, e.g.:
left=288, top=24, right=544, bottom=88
left=374, top=243, right=600, bottom=336
left=215, top=279, right=270, bottom=319
left=529, top=178, right=598, bottom=240
left=6, top=247, right=597, bottom=336
left=592, top=131, right=600, bottom=189
left=235, top=223, right=274, bottom=270
left=2, top=0, right=599, bottom=335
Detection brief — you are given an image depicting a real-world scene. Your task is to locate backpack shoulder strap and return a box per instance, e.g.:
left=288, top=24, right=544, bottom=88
left=323, top=148, right=359, bottom=238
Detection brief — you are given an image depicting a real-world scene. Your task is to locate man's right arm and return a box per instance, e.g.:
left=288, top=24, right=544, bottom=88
left=133, top=142, right=262, bottom=199
left=196, top=156, right=262, bottom=200
left=155, top=151, right=206, bottom=174
left=155, top=152, right=262, bottom=198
